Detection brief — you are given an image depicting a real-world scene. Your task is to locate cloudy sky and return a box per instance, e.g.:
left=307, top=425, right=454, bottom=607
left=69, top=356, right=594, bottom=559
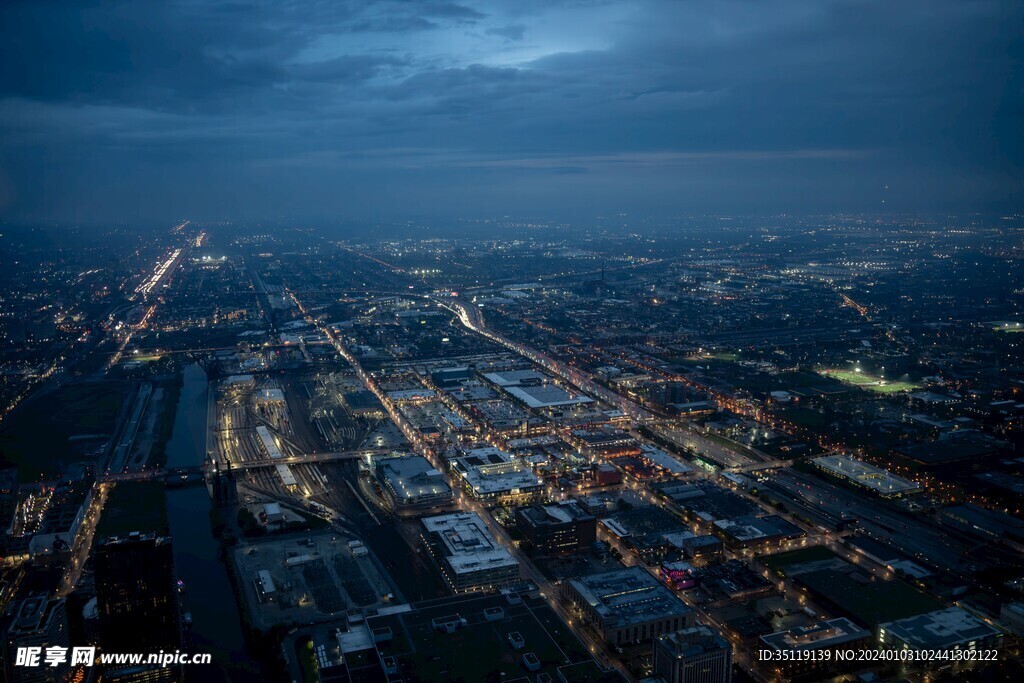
left=1, top=0, right=1021, bottom=225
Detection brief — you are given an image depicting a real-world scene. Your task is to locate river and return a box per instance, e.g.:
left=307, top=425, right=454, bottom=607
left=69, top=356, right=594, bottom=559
left=165, top=364, right=260, bottom=682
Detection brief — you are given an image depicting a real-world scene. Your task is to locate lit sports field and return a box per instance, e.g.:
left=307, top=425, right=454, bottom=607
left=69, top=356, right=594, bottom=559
left=821, top=369, right=919, bottom=394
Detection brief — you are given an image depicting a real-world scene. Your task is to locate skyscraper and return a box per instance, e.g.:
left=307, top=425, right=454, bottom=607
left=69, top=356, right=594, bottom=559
left=94, top=533, right=181, bottom=654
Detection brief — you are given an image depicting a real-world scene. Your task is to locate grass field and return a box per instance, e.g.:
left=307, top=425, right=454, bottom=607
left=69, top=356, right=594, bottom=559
left=0, top=381, right=133, bottom=479
left=821, top=369, right=919, bottom=394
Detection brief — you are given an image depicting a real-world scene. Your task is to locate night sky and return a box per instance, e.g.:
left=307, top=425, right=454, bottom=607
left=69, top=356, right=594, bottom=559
left=1, top=0, right=1022, bottom=224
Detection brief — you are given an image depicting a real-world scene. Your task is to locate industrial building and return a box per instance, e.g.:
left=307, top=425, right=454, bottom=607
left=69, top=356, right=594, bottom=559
left=375, top=454, right=453, bottom=509
left=482, top=369, right=549, bottom=387
left=940, top=503, right=1024, bottom=544
left=653, top=626, right=732, bottom=683
left=420, top=512, right=519, bottom=592
left=255, top=425, right=283, bottom=459
left=562, top=567, right=695, bottom=646
left=811, top=454, right=920, bottom=497
left=504, top=384, right=594, bottom=410
left=431, top=366, right=472, bottom=387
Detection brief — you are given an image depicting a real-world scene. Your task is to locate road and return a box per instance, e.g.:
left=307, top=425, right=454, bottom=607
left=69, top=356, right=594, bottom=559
left=435, top=297, right=652, bottom=422
left=300, top=292, right=637, bottom=680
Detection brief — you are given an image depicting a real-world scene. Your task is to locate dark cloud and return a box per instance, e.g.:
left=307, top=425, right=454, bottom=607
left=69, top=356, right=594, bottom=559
left=0, top=0, right=1020, bottom=223
left=486, top=24, right=526, bottom=41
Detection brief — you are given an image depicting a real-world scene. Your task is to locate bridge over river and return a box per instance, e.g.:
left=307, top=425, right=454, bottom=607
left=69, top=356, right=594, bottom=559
left=99, top=448, right=390, bottom=485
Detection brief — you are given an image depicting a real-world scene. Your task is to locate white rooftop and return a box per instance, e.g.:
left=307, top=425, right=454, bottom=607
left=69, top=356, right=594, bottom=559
left=421, top=512, right=519, bottom=576
left=505, top=384, right=594, bottom=409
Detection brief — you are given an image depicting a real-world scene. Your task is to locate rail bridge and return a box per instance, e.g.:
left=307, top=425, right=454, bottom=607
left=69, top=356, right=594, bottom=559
left=98, top=448, right=391, bottom=485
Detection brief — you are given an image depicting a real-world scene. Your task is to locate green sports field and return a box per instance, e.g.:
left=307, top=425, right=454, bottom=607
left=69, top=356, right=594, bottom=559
left=821, top=369, right=919, bottom=394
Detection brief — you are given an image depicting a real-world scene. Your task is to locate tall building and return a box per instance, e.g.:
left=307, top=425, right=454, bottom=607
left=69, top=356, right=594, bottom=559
left=653, top=626, right=732, bottom=683
left=3, top=594, right=70, bottom=683
left=515, top=501, right=596, bottom=554
left=94, top=533, right=181, bottom=654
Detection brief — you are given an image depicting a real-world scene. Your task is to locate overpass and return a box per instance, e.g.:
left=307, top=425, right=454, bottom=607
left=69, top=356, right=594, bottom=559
left=98, top=449, right=393, bottom=484
left=219, top=449, right=391, bottom=471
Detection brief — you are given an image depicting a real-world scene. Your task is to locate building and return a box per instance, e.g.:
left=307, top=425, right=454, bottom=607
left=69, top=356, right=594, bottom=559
left=759, top=618, right=871, bottom=682
left=451, top=448, right=543, bottom=503
left=503, top=384, right=594, bottom=410
left=811, top=454, right=920, bottom=498
left=3, top=595, right=70, bottom=683
left=653, top=626, right=732, bottom=683
left=338, top=590, right=626, bottom=682
left=1000, top=602, right=1024, bottom=637
left=420, top=512, right=519, bottom=592
left=940, top=503, right=1024, bottom=545
left=375, top=455, right=453, bottom=509
left=254, top=387, right=285, bottom=405
left=263, top=502, right=284, bottom=524
left=94, top=533, right=181, bottom=653
left=342, top=390, right=385, bottom=418
left=274, top=464, right=297, bottom=489
left=515, top=501, right=596, bottom=554
left=28, top=482, right=92, bottom=557
left=879, top=607, right=1002, bottom=654
left=431, top=366, right=472, bottom=387
left=255, top=425, right=283, bottom=459
left=569, top=429, right=638, bottom=457
left=482, top=369, right=550, bottom=387
left=712, top=515, right=804, bottom=549
left=562, top=567, right=695, bottom=646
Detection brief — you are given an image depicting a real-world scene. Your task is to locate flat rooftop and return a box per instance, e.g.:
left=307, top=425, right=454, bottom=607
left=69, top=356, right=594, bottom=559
left=421, top=512, right=519, bottom=576
left=519, top=501, right=594, bottom=527
left=880, top=607, right=1001, bottom=649
left=657, top=625, right=729, bottom=659
left=358, top=591, right=622, bottom=683
left=483, top=369, right=550, bottom=386
left=568, top=567, right=692, bottom=629
left=376, top=455, right=451, bottom=501
left=812, top=454, right=920, bottom=496
left=714, top=515, right=804, bottom=543
left=638, top=444, right=692, bottom=474
left=505, top=384, right=595, bottom=409
left=453, top=449, right=542, bottom=496
left=761, top=617, right=869, bottom=651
